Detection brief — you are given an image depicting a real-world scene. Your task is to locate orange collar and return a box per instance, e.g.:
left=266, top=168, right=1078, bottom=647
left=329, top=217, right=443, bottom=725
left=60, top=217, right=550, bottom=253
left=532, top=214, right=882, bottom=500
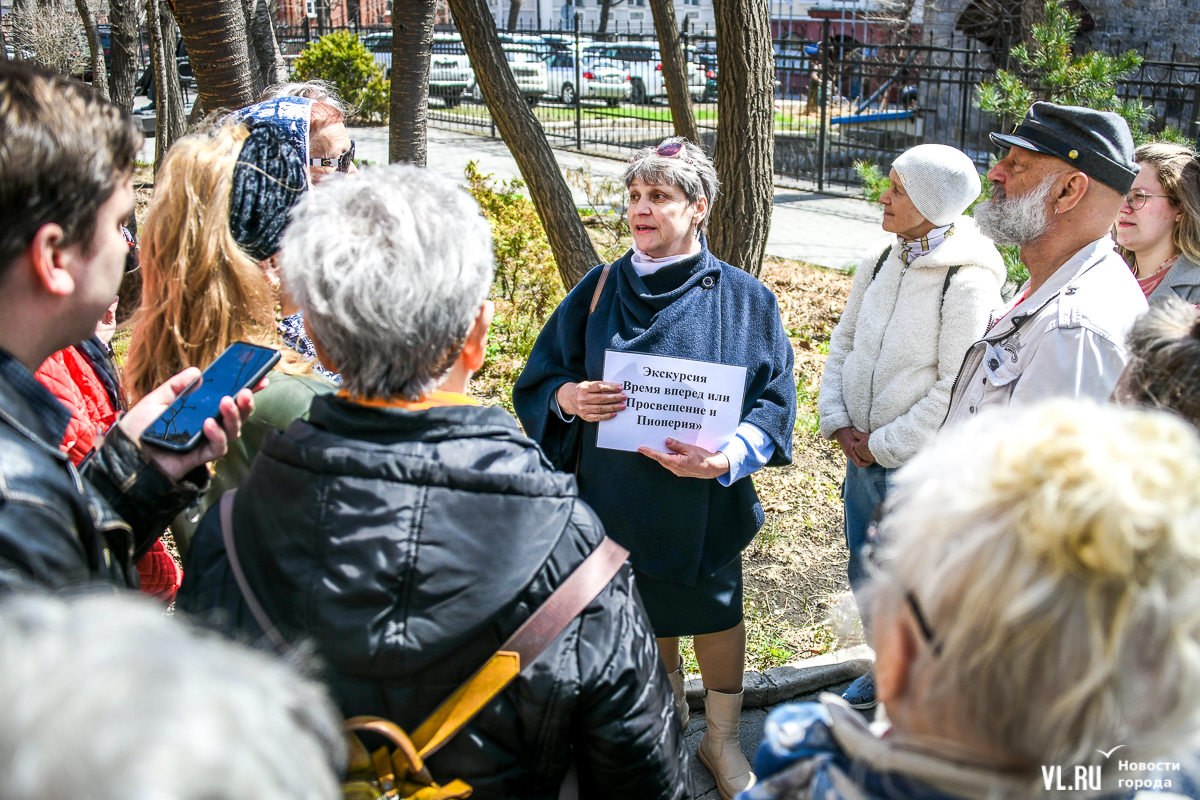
left=337, top=390, right=481, bottom=411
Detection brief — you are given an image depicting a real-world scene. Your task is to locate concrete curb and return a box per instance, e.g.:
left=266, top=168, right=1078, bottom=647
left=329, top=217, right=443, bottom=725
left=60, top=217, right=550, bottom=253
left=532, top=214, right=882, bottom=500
left=686, top=644, right=874, bottom=711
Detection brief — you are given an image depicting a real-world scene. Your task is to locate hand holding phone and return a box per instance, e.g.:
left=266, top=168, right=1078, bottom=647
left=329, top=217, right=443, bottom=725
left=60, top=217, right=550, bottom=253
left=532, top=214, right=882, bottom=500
left=139, top=343, right=280, bottom=454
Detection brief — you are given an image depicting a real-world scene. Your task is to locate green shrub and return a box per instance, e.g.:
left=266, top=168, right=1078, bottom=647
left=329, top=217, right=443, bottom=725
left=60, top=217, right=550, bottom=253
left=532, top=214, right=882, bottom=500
left=293, top=31, right=389, bottom=124
left=854, top=160, right=890, bottom=203
left=465, top=161, right=564, bottom=409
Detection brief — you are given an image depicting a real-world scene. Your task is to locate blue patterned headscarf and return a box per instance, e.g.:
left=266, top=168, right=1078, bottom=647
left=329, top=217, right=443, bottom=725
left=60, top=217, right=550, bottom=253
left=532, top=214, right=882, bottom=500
left=227, top=118, right=307, bottom=262
left=235, top=96, right=313, bottom=165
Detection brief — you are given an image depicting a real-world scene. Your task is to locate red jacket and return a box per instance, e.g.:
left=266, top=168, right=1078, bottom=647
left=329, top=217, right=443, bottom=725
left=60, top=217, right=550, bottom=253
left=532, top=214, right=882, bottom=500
left=35, top=346, right=182, bottom=601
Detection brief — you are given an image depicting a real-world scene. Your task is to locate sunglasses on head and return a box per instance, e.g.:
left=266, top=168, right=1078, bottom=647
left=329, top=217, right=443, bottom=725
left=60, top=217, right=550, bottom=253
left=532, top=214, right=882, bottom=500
left=656, top=141, right=694, bottom=164
left=309, top=141, right=355, bottom=173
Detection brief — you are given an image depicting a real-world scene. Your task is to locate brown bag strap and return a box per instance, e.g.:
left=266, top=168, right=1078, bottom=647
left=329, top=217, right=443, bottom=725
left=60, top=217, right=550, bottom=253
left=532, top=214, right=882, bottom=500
left=588, top=263, right=612, bottom=314
left=218, top=488, right=629, bottom=762
left=411, top=535, right=629, bottom=758
left=219, top=490, right=289, bottom=652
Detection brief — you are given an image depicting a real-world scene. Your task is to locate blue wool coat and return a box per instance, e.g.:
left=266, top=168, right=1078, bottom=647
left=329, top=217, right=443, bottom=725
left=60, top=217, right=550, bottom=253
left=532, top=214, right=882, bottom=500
left=513, top=246, right=796, bottom=587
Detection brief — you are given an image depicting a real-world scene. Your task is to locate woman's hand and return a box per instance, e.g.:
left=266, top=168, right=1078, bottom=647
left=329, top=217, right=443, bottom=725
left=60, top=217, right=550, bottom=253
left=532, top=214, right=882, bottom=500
left=638, top=438, right=730, bottom=479
left=114, top=367, right=264, bottom=482
left=833, top=427, right=873, bottom=468
left=557, top=381, right=626, bottom=422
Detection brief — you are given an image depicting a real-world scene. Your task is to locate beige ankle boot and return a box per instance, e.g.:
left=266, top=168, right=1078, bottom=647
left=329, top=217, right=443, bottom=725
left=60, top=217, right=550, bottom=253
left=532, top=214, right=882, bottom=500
left=667, top=665, right=690, bottom=730
left=697, top=688, right=755, bottom=800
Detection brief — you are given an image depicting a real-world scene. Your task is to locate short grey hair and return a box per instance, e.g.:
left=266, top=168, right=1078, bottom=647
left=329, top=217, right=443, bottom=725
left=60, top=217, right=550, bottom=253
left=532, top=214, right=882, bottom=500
left=259, top=80, right=349, bottom=118
left=623, top=137, right=720, bottom=233
left=868, top=400, right=1200, bottom=787
left=0, top=592, right=345, bottom=800
left=281, top=165, right=494, bottom=400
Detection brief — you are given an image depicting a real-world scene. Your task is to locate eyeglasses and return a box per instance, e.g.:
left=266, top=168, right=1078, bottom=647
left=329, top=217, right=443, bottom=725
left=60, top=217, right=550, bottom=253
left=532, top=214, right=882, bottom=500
left=656, top=141, right=694, bottom=164
left=1124, top=191, right=1168, bottom=211
left=310, top=141, right=355, bottom=173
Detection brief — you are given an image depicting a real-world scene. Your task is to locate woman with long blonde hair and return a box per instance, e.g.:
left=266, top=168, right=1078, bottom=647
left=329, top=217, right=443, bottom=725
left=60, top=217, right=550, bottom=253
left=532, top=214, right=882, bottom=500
left=126, top=119, right=336, bottom=557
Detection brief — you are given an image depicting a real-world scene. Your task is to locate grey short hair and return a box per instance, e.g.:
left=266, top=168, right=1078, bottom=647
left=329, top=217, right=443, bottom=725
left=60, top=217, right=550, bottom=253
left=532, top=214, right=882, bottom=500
left=623, top=137, right=720, bottom=233
left=260, top=80, right=349, bottom=118
left=868, top=400, right=1200, bottom=787
left=1124, top=295, right=1200, bottom=427
left=0, top=592, right=345, bottom=800
left=281, top=165, right=495, bottom=400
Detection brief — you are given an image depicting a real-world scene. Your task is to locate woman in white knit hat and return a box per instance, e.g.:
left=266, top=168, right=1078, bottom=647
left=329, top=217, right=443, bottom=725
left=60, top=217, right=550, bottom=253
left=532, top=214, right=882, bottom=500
left=817, top=143, right=1004, bottom=709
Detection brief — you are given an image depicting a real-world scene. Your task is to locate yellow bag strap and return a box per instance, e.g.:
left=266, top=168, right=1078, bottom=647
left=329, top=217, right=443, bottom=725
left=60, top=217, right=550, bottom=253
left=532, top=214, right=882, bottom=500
left=413, top=536, right=629, bottom=758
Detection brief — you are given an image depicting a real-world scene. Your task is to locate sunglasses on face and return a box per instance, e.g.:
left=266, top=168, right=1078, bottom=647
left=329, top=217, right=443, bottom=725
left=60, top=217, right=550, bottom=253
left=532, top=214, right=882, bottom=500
left=309, top=141, right=356, bottom=173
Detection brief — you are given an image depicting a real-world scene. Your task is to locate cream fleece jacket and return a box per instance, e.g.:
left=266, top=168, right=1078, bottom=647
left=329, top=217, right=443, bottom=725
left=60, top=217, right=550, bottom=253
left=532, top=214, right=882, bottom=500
left=818, top=216, right=1005, bottom=468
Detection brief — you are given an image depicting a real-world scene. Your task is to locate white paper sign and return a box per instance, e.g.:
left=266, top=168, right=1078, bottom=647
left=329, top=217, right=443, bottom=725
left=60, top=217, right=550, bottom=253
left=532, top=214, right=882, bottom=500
left=596, top=350, right=747, bottom=454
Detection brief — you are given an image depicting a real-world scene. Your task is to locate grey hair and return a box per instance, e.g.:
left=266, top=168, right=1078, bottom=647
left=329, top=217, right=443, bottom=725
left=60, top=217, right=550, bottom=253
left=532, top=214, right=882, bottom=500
left=866, top=400, right=1200, bottom=793
left=623, top=137, right=720, bottom=233
left=281, top=164, right=495, bottom=400
left=259, top=80, right=349, bottom=118
left=0, top=592, right=345, bottom=800
left=974, top=173, right=1056, bottom=245
left=1124, top=295, right=1200, bottom=427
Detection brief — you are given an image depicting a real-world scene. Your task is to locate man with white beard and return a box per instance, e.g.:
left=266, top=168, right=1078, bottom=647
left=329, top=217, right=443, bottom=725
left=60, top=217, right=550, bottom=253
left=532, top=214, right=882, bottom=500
left=943, top=102, right=1147, bottom=426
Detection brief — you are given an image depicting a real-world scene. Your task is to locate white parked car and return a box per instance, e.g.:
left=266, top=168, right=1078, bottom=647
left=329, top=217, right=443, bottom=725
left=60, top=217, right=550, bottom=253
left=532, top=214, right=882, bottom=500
left=362, top=33, right=473, bottom=108
left=544, top=52, right=630, bottom=106
left=583, top=42, right=706, bottom=105
left=468, top=45, right=548, bottom=106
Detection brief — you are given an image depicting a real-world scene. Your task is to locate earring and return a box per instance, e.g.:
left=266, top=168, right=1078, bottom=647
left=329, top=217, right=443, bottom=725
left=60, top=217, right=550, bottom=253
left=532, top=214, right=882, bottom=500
left=1054, top=207, right=1060, bottom=215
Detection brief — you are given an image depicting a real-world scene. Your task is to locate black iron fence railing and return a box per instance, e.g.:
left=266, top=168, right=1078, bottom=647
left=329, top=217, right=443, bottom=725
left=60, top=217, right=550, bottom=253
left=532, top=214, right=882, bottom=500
left=274, top=20, right=1199, bottom=194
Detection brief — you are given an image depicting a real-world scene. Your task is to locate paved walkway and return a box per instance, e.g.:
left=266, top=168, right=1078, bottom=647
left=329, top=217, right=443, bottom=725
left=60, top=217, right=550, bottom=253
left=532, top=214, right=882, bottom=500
left=349, top=125, right=885, bottom=272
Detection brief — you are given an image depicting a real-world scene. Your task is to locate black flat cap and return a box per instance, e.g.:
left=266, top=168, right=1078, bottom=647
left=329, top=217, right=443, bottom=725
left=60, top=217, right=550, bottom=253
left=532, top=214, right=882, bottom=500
left=990, top=102, right=1139, bottom=194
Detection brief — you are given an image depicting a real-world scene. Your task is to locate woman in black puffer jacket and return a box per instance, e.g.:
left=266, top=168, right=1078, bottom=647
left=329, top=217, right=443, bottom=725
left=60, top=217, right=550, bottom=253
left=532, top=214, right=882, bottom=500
left=177, top=165, right=690, bottom=800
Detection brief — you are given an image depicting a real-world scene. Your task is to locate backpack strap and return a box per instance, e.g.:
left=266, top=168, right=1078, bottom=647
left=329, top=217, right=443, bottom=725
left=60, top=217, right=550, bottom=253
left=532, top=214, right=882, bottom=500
left=942, top=265, right=960, bottom=301
left=871, top=245, right=892, bottom=282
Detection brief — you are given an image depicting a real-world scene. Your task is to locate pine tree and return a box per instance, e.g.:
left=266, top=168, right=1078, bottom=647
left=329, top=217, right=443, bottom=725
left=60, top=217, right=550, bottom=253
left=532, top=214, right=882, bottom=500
left=975, top=0, right=1151, bottom=140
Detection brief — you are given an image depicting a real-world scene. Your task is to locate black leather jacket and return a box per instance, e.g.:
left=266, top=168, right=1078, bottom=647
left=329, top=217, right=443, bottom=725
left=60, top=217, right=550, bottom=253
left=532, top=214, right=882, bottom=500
left=178, top=396, right=690, bottom=800
left=0, top=354, right=207, bottom=589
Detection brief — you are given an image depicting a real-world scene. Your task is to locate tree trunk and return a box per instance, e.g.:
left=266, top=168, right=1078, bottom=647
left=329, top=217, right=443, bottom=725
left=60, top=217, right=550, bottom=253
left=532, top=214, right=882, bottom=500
left=648, top=0, right=698, bottom=143
left=247, top=0, right=289, bottom=88
left=109, top=0, right=140, bottom=111
left=0, top=24, right=8, bottom=61
left=148, top=0, right=186, bottom=173
left=389, top=0, right=436, bottom=166
left=1019, top=0, right=1044, bottom=46
left=597, top=0, right=611, bottom=35
left=506, top=0, right=521, bottom=31
left=449, top=0, right=601, bottom=289
left=707, top=0, right=773, bottom=276
left=76, top=0, right=111, bottom=98
left=171, top=0, right=261, bottom=111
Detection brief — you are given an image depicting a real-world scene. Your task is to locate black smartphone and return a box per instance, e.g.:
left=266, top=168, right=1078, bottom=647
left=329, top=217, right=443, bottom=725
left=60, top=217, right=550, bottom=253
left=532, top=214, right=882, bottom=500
left=140, top=342, right=280, bottom=453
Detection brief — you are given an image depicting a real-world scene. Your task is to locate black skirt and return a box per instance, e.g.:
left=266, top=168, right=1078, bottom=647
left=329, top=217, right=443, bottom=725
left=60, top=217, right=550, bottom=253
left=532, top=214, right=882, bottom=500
left=632, top=555, right=744, bottom=638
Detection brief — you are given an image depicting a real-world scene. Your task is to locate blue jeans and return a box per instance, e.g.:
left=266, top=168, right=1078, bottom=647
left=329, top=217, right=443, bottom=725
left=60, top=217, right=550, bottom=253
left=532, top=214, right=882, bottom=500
left=842, top=459, right=892, bottom=598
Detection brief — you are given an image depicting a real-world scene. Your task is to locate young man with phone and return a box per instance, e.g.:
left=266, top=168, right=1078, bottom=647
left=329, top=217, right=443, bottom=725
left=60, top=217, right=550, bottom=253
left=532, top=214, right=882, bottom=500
left=0, top=62, right=257, bottom=591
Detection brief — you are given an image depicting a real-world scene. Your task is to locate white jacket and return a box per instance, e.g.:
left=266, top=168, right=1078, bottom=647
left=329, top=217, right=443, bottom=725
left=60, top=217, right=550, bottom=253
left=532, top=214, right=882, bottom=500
left=943, top=236, right=1147, bottom=428
left=818, top=217, right=1005, bottom=468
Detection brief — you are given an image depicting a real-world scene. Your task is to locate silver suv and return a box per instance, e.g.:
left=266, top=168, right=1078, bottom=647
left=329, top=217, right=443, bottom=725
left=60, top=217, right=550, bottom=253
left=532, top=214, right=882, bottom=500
left=583, top=42, right=705, bottom=105
left=544, top=51, right=631, bottom=106
left=362, top=33, right=472, bottom=108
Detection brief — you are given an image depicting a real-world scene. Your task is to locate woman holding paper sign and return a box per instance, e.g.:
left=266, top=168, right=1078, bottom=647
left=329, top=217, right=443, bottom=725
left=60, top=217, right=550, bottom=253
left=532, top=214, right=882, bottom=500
left=514, top=138, right=797, bottom=800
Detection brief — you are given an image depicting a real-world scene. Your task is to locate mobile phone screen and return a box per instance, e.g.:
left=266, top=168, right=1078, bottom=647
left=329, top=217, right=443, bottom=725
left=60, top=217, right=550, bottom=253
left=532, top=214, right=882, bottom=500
left=142, top=343, right=279, bottom=450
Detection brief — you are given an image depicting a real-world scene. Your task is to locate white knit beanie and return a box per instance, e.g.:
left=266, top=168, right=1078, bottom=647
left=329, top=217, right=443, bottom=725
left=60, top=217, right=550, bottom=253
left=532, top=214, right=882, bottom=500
left=890, top=144, right=981, bottom=227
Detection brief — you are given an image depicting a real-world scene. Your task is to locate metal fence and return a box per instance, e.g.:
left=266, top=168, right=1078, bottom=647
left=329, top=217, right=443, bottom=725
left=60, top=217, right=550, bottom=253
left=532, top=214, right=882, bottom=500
left=280, top=20, right=1200, bottom=195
